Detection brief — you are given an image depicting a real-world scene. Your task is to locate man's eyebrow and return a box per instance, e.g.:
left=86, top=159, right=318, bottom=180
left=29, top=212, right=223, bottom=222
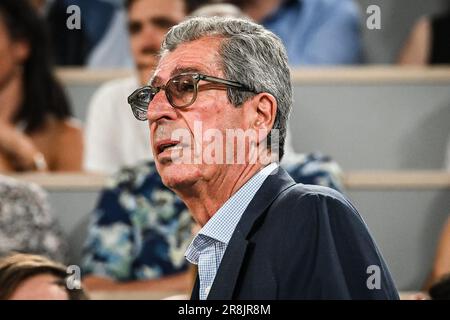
left=149, top=16, right=179, bottom=29
left=150, top=67, right=206, bottom=86
left=149, top=75, right=163, bottom=86
left=170, top=66, right=204, bottom=77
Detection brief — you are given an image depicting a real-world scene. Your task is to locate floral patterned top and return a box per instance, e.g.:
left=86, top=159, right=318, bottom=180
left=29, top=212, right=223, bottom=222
left=82, top=163, right=193, bottom=281
left=0, top=175, right=68, bottom=263
left=82, top=153, right=343, bottom=281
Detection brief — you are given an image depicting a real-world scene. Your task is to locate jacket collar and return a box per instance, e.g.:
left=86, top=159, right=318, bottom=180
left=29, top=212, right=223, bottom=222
left=191, top=166, right=296, bottom=300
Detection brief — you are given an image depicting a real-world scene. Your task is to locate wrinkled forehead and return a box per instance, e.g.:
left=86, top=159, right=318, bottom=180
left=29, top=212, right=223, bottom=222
left=149, top=37, right=224, bottom=86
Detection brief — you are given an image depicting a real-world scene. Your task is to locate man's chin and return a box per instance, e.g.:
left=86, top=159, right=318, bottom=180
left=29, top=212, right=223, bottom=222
left=156, top=162, right=201, bottom=191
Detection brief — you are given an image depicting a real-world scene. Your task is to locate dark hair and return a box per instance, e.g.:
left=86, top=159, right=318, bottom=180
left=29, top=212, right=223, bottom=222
left=125, top=0, right=136, bottom=10
left=429, top=273, right=450, bottom=300
left=0, top=253, right=88, bottom=300
left=0, top=0, right=72, bottom=133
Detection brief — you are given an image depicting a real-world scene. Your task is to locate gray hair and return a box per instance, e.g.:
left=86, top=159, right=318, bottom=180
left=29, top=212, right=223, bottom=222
left=160, top=16, right=292, bottom=160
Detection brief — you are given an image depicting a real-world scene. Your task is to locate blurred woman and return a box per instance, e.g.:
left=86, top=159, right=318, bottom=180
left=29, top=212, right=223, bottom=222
left=0, top=0, right=82, bottom=172
left=0, top=174, right=68, bottom=263
left=0, top=253, right=88, bottom=300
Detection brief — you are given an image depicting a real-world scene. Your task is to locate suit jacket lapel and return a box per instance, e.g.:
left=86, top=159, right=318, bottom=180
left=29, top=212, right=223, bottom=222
left=190, top=273, right=200, bottom=300
left=207, top=229, right=249, bottom=299
left=207, top=167, right=296, bottom=299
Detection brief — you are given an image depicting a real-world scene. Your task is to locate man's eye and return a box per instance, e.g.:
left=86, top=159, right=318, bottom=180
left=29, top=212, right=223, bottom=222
left=171, top=80, right=194, bottom=96
left=178, top=80, right=195, bottom=92
left=136, top=89, right=153, bottom=103
left=151, top=17, right=178, bottom=30
left=137, top=90, right=148, bottom=100
left=128, top=22, right=142, bottom=35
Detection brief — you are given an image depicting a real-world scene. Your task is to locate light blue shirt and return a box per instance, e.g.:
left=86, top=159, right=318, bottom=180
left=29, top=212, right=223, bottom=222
left=262, top=0, right=362, bottom=66
left=185, top=162, right=278, bottom=300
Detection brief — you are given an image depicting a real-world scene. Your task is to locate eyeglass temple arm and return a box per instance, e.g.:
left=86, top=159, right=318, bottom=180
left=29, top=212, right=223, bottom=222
left=199, top=75, right=253, bottom=92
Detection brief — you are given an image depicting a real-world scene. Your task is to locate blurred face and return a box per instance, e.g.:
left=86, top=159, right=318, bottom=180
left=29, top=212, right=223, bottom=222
left=147, top=37, right=254, bottom=193
left=128, top=0, right=185, bottom=84
left=0, top=16, right=28, bottom=90
left=9, top=274, right=68, bottom=300
left=29, top=0, right=46, bottom=13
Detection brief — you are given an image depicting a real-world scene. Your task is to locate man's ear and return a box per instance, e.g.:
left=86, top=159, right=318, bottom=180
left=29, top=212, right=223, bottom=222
left=250, top=92, right=277, bottom=143
left=12, top=40, right=30, bottom=64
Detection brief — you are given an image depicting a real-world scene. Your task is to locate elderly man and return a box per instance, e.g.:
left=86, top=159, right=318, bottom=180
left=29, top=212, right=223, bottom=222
left=128, top=16, right=399, bottom=299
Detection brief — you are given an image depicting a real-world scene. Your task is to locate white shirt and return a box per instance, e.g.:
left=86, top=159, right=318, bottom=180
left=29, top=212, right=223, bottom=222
left=84, top=76, right=153, bottom=174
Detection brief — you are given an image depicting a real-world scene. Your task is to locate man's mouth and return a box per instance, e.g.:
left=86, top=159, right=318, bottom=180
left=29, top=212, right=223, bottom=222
left=156, top=140, right=182, bottom=155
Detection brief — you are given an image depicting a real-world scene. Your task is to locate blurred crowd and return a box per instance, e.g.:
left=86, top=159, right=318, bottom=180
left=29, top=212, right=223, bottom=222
left=0, top=0, right=449, bottom=299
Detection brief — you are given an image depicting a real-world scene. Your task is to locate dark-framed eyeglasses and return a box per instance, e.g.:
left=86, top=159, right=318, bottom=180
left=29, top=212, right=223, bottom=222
left=127, top=72, right=256, bottom=121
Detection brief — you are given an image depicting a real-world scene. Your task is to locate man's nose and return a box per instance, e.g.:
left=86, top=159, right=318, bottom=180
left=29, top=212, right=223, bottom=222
left=147, top=92, right=177, bottom=124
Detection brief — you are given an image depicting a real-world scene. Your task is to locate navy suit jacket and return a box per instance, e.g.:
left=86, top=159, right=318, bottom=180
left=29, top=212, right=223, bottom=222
left=191, top=167, right=399, bottom=300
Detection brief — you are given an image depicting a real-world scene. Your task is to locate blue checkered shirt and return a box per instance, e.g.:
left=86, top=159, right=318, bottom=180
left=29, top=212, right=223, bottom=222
left=185, top=163, right=278, bottom=299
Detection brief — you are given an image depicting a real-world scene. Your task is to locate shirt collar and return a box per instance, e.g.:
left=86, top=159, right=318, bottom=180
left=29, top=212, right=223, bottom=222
left=197, top=162, right=278, bottom=245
